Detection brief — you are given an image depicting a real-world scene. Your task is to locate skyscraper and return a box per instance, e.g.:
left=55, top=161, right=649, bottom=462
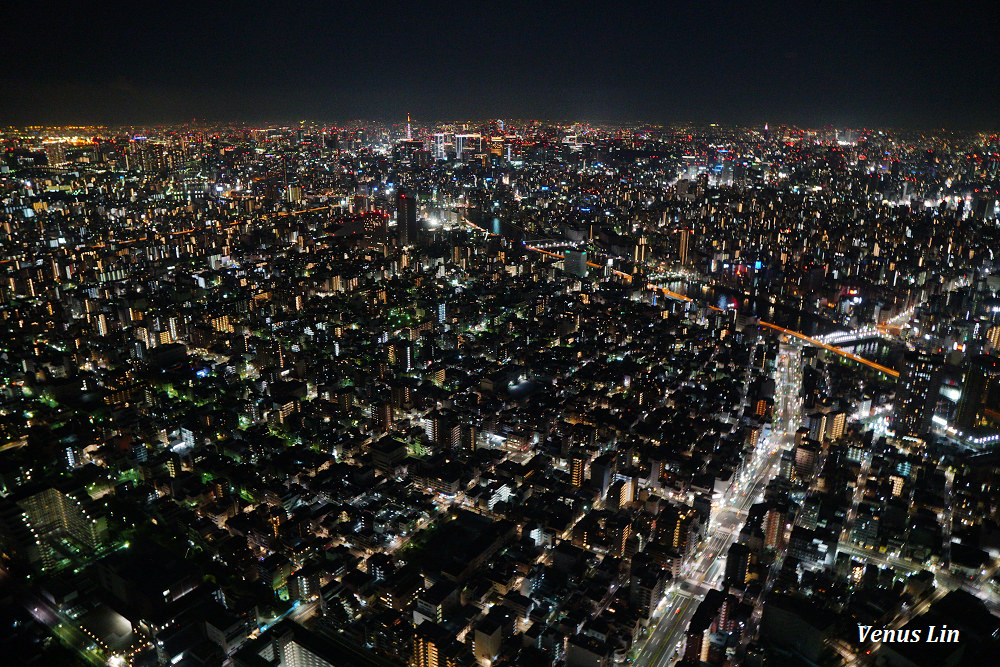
left=454, top=133, right=481, bottom=160
left=679, top=228, right=691, bottom=266
left=564, top=250, right=588, bottom=278
left=397, top=193, right=418, bottom=246
left=431, top=133, right=450, bottom=160
left=891, top=350, right=944, bottom=439
left=633, top=236, right=648, bottom=263
left=955, top=354, right=1000, bottom=429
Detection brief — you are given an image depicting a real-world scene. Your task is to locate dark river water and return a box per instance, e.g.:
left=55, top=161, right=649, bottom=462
left=661, top=279, right=904, bottom=368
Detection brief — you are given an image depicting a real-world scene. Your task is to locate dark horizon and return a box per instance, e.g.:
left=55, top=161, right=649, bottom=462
left=2, top=0, right=998, bottom=130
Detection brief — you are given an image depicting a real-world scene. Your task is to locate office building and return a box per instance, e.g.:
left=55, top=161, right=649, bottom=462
left=891, top=350, right=944, bottom=439
left=955, top=354, right=1000, bottom=429
left=397, top=193, right=419, bottom=246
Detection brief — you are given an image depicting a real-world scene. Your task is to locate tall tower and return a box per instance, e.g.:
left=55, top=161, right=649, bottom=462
left=406, top=113, right=412, bottom=141
left=891, top=350, right=944, bottom=439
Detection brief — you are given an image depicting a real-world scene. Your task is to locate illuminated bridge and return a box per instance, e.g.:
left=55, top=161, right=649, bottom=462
left=642, top=283, right=900, bottom=378
left=815, top=327, right=891, bottom=346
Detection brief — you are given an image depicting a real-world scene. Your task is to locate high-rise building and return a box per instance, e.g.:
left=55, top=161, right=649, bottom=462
left=590, top=453, right=614, bottom=496
left=764, top=505, right=788, bottom=551
left=793, top=442, right=820, bottom=480
left=607, top=519, right=632, bottom=557
left=724, top=542, right=751, bottom=588
left=472, top=607, right=511, bottom=664
left=563, top=250, right=588, bottom=278
left=891, top=350, right=944, bottom=439
left=373, top=402, right=395, bottom=434
left=778, top=449, right=794, bottom=479
left=16, top=487, right=106, bottom=569
left=806, top=413, right=827, bottom=443
left=632, top=236, right=648, bottom=263
left=825, top=410, right=847, bottom=441
left=986, top=325, right=1000, bottom=351
left=397, top=193, right=418, bottom=246
left=396, top=139, right=426, bottom=166
left=411, top=622, right=464, bottom=667
left=678, top=228, right=691, bottom=265
left=431, top=133, right=451, bottom=160
left=569, top=452, right=586, bottom=487
left=454, top=134, right=481, bottom=160
left=427, top=411, right=460, bottom=449
left=955, top=354, right=1000, bottom=429
left=657, top=504, right=697, bottom=555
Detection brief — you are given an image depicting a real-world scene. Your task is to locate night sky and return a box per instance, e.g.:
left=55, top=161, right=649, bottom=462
left=2, top=0, right=998, bottom=128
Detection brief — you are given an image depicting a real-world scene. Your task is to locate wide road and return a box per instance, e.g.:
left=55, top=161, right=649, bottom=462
left=632, top=447, right=784, bottom=666
left=633, top=337, right=801, bottom=667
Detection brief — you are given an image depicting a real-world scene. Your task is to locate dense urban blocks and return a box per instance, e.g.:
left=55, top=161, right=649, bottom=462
left=0, top=121, right=999, bottom=667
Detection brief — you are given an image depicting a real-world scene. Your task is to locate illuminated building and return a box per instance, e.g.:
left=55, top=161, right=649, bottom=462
left=431, top=133, right=451, bottom=160
left=372, top=403, right=395, bottom=435
left=411, top=622, right=464, bottom=667
left=764, top=505, right=788, bottom=551
left=679, top=228, right=691, bottom=265
left=16, top=486, right=107, bottom=570
left=955, top=354, right=1000, bottom=429
left=608, top=519, right=631, bottom=557
left=212, top=314, right=234, bottom=333
left=891, top=350, right=944, bottom=438
left=454, top=134, right=481, bottom=160
left=569, top=451, right=585, bottom=487
left=563, top=250, right=588, bottom=278
left=234, top=620, right=393, bottom=667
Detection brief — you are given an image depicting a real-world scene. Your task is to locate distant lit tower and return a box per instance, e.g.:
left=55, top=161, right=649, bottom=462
left=955, top=354, right=1000, bottom=429
left=406, top=113, right=412, bottom=140
left=891, top=350, right=944, bottom=439
left=397, top=192, right=418, bottom=246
